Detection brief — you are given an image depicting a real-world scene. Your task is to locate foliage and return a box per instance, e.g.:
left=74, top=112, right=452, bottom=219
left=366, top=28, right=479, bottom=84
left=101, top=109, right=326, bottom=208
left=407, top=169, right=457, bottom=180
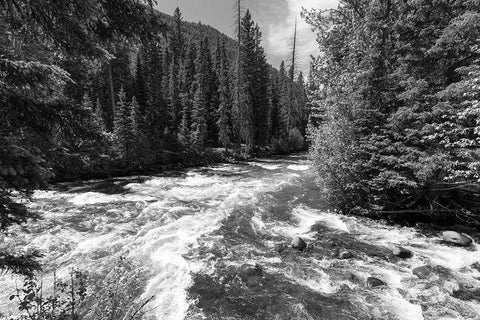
left=9, top=269, right=87, bottom=320
left=9, top=258, right=152, bottom=320
left=305, top=0, right=480, bottom=225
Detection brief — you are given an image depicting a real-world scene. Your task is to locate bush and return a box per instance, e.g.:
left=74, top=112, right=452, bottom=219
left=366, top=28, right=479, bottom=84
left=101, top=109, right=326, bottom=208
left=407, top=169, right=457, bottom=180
left=270, top=128, right=306, bottom=154
left=9, top=258, right=153, bottom=320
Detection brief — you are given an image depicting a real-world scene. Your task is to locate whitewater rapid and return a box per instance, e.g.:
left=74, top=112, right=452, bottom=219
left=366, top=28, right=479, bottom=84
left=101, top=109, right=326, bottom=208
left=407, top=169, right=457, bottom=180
left=1, top=154, right=479, bottom=320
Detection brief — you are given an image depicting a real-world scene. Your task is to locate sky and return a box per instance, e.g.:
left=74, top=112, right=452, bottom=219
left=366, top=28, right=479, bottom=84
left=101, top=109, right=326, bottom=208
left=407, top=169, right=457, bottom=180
left=154, top=0, right=339, bottom=75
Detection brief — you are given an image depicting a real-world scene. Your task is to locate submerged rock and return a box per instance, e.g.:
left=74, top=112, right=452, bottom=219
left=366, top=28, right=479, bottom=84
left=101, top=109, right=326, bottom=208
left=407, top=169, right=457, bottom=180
left=241, top=263, right=263, bottom=277
left=341, top=272, right=357, bottom=282
left=274, top=243, right=288, bottom=254
left=452, top=288, right=480, bottom=302
left=367, top=277, right=387, bottom=288
left=442, top=231, right=473, bottom=247
left=412, top=265, right=432, bottom=279
left=338, top=250, right=354, bottom=259
left=392, top=246, right=413, bottom=259
left=291, top=236, right=307, bottom=251
left=471, top=262, right=480, bottom=272
left=386, top=253, right=399, bottom=263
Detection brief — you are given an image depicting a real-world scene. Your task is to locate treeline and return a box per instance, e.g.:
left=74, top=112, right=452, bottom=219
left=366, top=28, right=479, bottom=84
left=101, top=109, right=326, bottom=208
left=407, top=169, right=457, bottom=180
left=305, top=0, right=480, bottom=226
left=84, top=7, right=309, bottom=168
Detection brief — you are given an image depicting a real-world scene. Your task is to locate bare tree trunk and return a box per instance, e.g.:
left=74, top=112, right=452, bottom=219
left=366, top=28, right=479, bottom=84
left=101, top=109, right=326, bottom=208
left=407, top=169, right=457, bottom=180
left=289, top=18, right=297, bottom=81
left=235, top=0, right=242, bottom=152
left=107, top=62, right=115, bottom=129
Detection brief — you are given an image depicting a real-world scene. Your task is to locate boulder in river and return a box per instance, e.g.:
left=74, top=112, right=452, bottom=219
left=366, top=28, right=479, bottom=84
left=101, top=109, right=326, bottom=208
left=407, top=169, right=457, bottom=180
left=367, top=277, right=387, bottom=288
left=442, top=231, right=473, bottom=247
left=392, top=246, right=413, bottom=259
left=291, top=236, right=307, bottom=251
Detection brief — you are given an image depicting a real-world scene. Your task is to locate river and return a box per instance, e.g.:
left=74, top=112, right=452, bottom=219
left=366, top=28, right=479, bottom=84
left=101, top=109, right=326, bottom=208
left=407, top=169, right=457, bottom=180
left=1, top=154, right=480, bottom=320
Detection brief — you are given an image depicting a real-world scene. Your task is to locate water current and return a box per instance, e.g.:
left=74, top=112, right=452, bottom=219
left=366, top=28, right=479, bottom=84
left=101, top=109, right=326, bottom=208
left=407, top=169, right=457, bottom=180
left=1, top=154, right=480, bottom=319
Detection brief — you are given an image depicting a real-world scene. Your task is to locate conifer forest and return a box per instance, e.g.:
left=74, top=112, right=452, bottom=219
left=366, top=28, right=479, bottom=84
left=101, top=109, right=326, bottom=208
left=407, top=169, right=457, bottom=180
left=1, top=1, right=480, bottom=320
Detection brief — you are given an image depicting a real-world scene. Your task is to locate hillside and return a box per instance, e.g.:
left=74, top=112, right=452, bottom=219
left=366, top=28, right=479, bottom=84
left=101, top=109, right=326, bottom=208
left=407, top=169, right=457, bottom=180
left=155, top=10, right=239, bottom=62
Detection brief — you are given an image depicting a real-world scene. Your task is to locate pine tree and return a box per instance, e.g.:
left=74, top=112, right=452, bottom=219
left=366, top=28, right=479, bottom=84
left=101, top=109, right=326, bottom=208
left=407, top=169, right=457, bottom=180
left=114, top=88, right=134, bottom=159
left=179, top=42, right=197, bottom=146
left=144, top=44, right=168, bottom=150
left=135, top=51, right=148, bottom=114
left=191, top=37, right=211, bottom=148
left=217, top=41, right=232, bottom=150
left=94, top=98, right=107, bottom=132
left=168, top=58, right=181, bottom=132
left=238, top=10, right=271, bottom=149
left=268, top=71, right=281, bottom=139
left=130, top=96, right=142, bottom=138
left=208, top=47, right=220, bottom=144
left=170, top=7, right=185, bottom=65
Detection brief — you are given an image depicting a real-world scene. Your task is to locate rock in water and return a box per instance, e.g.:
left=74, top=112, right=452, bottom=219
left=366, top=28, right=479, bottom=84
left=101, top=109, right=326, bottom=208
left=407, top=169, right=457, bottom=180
left=367, top=277, right=387, bottom=288
left=442, top=231, right=473, bottom=247
left=412, top=265, right=433, bottom=279
left=392, top=246, right=413, bottom=259
left=274, top=243, right=288, bottom=254
left=291, top=236, right=307, bottom=251
left=338, top=250, right=354, bottom=259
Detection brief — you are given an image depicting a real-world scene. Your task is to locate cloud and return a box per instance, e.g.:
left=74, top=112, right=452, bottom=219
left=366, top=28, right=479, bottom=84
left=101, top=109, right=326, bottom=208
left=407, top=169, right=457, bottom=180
left=262, top=0, right=338, bottom=73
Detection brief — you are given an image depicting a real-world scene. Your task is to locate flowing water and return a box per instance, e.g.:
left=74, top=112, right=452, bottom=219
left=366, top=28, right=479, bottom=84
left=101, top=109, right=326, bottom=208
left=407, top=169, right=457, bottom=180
left=1, top=154, right=480, bottom=320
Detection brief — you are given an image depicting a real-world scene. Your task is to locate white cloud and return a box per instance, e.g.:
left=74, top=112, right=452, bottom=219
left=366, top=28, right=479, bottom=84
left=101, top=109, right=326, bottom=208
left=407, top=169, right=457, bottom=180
left=265, top=0, right=338, bottom=74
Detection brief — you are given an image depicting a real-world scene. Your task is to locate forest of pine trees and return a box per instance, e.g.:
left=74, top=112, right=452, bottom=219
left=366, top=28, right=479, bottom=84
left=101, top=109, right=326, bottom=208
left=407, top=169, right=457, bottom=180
left=305, top=0, right=480, bottom=226
left=76, top=7, right=310, bottom=174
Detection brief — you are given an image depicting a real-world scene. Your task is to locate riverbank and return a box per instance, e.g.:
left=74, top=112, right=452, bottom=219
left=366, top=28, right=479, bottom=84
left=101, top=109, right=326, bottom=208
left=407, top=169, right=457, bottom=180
left=50, top=146, right=308, bottom=183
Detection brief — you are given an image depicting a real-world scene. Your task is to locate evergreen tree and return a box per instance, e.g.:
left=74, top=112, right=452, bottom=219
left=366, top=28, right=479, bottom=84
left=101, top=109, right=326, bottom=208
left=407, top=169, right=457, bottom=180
left=238, top=9, right=271, bottom=150
left=94, top=98, right=107, bottom=132
left=170, top=7, right=185, bottom=65
left=217, top=41, right=232, bottom=150
left=135, top=51, right=149, bottom=114
left=191, top=37, right=211, bottom=148
left=178, top=42, right=197, bottom=146
left=268, top=71, right=281, bottom=139
left=114, top=88, right=134, bottom=159
left=168, top=58, right=181, bottom=132
left=144, top=44, right=168, bottom=150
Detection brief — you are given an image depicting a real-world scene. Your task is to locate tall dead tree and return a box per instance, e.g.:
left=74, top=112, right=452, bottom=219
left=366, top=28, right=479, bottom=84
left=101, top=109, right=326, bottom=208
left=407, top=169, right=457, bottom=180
left=288, top=17, right=297, bottom=81
left=233, top=0, right=242, bottom=150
